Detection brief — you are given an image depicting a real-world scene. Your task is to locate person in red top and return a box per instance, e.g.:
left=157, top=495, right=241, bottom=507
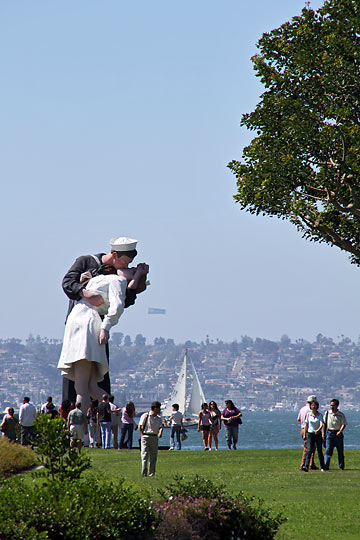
left=59, top=399, right=73, bottom=420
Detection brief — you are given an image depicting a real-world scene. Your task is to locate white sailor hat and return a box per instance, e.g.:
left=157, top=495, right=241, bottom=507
left=110, top=236, right=138, bottom=252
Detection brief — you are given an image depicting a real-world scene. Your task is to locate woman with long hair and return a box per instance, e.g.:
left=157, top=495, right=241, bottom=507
left=221, top=399, right=242, bottom=450
left=87, top=399, right=101, bottom=448
left=119, top=401, right=136, bottom=449
left=59, top=399, right=72, bottom=420
left=197, top=402, right=211, bottom=451
left=208, top=400, right=221, bottom=451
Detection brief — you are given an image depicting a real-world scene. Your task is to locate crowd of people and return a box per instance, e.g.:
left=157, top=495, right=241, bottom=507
left=0, top=393, right=349, bottom=477
left=0, top=394, right=137, bottom=452
left=196, top=400, right=242, bottom=451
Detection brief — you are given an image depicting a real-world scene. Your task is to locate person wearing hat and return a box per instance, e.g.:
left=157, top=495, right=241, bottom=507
left=297, top=395, right=318, bottom=470
left=59, top=237, right=149, bottom=412
left=61, top=237, right=148, bottom=403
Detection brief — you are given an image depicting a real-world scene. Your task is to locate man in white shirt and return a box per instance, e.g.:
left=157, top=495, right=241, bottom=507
left=297, top=394, right=317, bottom=470
left=323, top=399, right=347, bottom=470
left=139, top=401, right=163, bottom=476
left=169, top=403, right=184, bottom=451
left=19, top=396, right=37, bottom=446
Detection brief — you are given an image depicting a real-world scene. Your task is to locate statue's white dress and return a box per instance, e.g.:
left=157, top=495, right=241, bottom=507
left=58, top=274, right=127, bottom=382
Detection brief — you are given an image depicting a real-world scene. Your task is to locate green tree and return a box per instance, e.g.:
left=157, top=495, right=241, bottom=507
left=135, top=333, right=146, bottom=347
left=228, top=0, right=360, bottom=264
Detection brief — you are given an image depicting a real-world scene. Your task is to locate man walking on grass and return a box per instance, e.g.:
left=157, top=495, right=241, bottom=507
left=139, top=401, right=163, bottom=477
left=323, top=399, right=347, bottom=470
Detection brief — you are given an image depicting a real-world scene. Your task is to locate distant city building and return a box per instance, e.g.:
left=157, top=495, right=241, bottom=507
left=0, top=335, right=359, bottom=412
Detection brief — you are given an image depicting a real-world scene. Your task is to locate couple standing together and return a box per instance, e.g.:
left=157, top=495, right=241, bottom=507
left=58, top=236, right=149, bottom=413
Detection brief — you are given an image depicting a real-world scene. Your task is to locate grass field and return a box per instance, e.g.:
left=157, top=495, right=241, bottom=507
left=85, top=447, right=360, bottom=540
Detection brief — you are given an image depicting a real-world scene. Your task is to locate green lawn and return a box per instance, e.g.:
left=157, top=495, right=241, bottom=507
left=85, top=448, right=360, bottom=540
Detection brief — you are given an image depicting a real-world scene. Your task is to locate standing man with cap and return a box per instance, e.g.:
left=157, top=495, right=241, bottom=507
left=61, top=237, right=148, bottom=403
left=323, top=399, right=347, bottom=470
left=297, top=395, right=318, bottom=470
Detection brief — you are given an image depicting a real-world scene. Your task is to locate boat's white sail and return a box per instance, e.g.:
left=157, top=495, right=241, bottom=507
left=161, top=355, right=187, bottom=416
left=187, top=360, right=206, bottom=417
left=161, top=353, right=206, bottom=420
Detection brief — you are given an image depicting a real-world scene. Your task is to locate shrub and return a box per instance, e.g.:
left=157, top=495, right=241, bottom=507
left=0, top=475, right=159, bottom=540
left=33, top=414, right=90, bottom=480
left=155, top=475, right=285, bottom=540
left=0, top=437, right=36, bottom=476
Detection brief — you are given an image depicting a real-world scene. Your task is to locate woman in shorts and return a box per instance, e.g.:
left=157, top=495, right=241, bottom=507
left=208, top=400, right=222, bottom=451
left=197, top=403, right=211, bottom=451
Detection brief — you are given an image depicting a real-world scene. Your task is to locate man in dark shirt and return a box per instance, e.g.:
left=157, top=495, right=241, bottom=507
left=61, top=236, right=148, bottom=402
left=97, top=394, right=113, bottom=449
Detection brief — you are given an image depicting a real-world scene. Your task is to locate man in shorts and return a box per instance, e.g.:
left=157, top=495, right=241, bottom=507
left=67, top=402, right=88, bottom=453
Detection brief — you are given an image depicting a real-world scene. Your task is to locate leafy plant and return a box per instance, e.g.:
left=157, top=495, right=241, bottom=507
left=0, top=475, right=158, bottom=540
left=33, top=414, right=90, bottom=480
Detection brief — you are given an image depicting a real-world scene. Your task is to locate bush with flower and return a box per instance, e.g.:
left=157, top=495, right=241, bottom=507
left=154, top=475, right=284, bottom=540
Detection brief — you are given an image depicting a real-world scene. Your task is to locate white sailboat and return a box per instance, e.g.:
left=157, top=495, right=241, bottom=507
left=161, top=352, right=206, bottom=424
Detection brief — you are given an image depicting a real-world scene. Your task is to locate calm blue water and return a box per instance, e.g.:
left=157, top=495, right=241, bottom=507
left=161, top=410, right=360, bottom=451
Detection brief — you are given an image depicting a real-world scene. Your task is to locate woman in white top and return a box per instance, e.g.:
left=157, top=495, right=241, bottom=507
left=58, top=263, right=148, bottom=412
left=303, top=400, right=325, bottom=472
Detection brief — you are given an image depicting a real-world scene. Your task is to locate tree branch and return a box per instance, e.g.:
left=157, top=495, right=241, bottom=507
left=301, top=214, right=360, bottom=260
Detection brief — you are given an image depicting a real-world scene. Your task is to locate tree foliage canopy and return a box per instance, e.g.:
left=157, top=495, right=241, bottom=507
left=228, top=0, right=360, bottom=264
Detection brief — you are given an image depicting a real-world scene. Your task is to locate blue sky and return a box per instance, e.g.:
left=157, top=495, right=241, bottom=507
left=2, top=0, right=358, bottom=345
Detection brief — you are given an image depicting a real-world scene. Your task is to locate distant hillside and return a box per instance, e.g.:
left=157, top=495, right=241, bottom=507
left=1, top=333, right=359, bottom=411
